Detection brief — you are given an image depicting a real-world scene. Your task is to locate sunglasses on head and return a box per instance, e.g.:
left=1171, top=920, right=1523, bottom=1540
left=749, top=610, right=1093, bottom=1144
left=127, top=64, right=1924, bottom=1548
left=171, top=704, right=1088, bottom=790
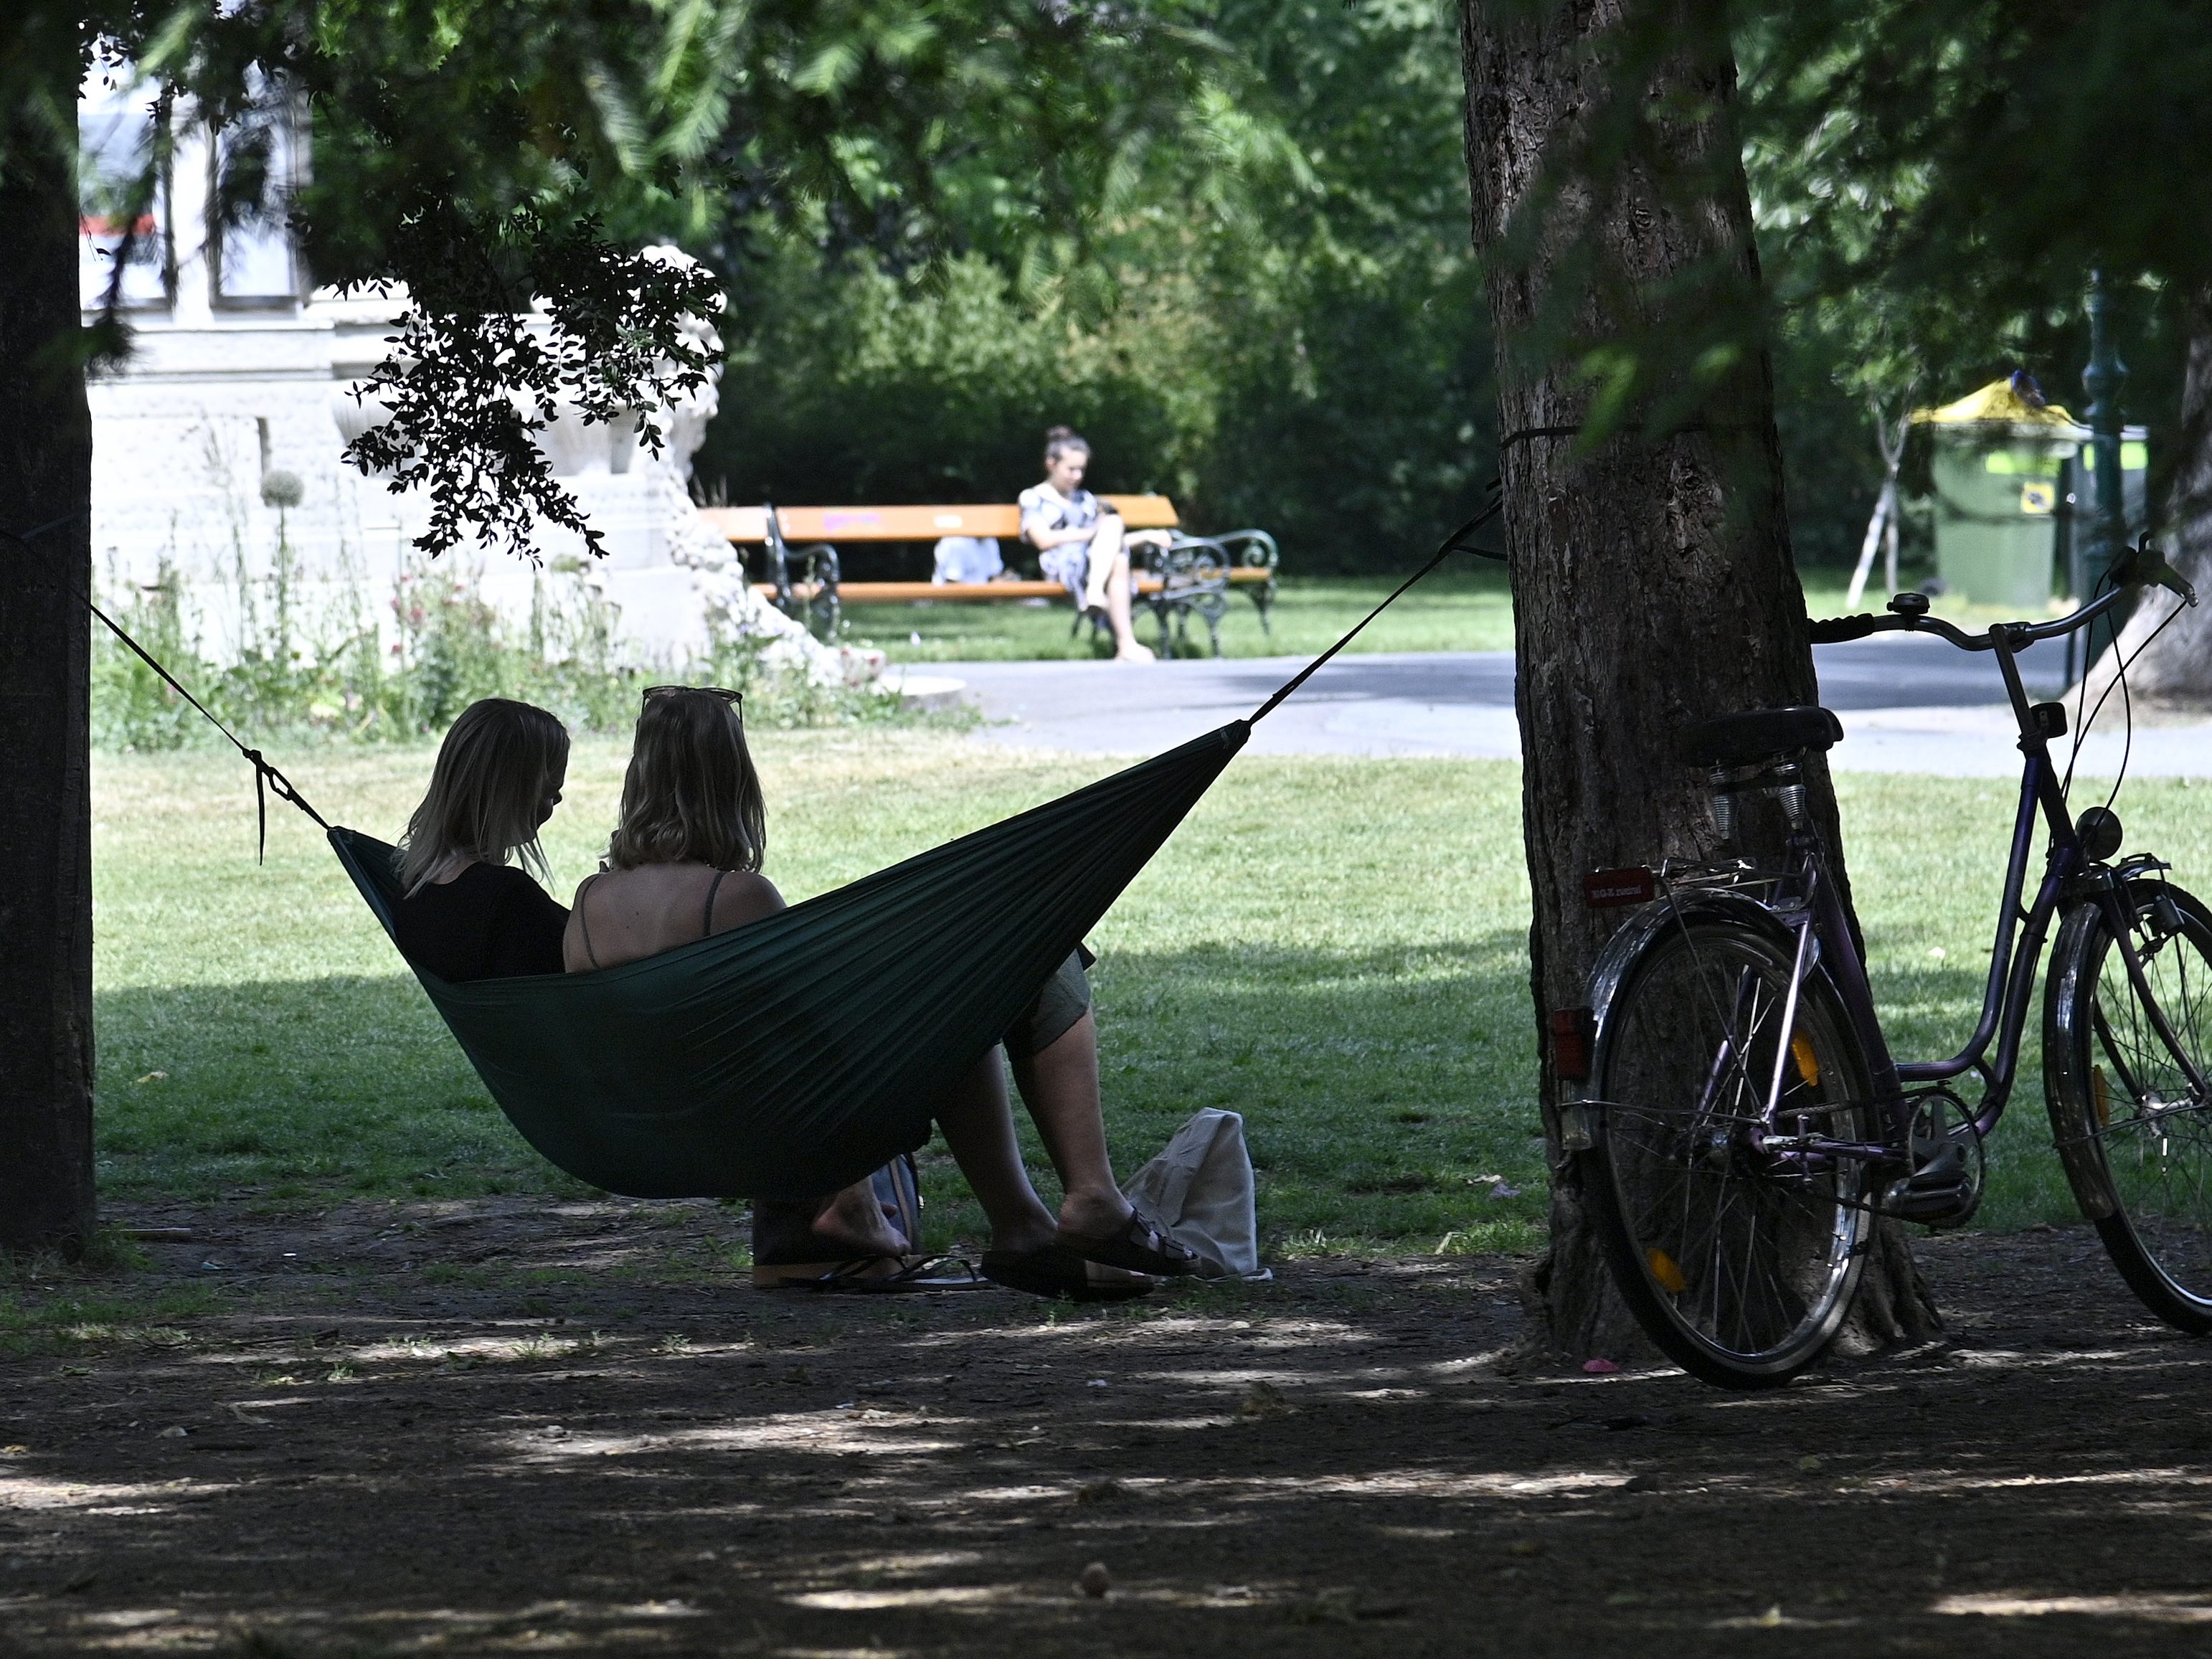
left=643, top=684, right=743, bottom=710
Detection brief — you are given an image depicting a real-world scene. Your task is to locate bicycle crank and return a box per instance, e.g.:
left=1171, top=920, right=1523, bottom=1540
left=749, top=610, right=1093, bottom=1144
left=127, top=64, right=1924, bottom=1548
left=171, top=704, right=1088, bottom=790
left=1884, top=1090, right=1985, bottom=1226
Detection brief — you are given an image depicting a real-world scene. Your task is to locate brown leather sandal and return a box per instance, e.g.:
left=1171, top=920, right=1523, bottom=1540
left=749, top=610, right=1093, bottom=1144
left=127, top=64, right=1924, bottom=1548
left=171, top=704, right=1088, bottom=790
left=980, top=1244, right=1154, bottom=1302
left=1056, top=1211, right=1203, bottom=1277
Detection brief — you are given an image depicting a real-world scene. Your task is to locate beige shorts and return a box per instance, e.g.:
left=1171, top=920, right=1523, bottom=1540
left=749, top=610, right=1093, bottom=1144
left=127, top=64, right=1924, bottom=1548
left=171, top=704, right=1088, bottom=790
left=1003, top=949, right=1094, bottom=1059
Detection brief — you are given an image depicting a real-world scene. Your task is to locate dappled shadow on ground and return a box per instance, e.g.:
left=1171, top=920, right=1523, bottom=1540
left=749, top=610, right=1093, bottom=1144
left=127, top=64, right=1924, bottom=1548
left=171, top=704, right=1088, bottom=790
left=4, top=1204, right=2212, bottom=1655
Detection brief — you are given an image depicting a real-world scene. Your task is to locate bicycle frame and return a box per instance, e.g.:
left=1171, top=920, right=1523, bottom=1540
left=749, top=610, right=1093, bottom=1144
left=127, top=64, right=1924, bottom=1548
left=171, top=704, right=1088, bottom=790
left=1817, top=633, right=2083, bottom=1152
left=1739, top=597, right=2186, bottom=1163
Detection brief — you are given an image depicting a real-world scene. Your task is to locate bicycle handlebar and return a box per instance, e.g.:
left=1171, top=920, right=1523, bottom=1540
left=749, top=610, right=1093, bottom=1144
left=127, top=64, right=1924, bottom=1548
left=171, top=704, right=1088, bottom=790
left=1809, top=534, right=2196, bottom=653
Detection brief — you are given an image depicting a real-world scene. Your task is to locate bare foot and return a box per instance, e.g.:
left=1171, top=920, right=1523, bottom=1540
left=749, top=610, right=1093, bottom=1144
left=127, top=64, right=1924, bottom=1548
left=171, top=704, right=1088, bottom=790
left=1056, top=1188, right=1134, bottom=1240
left=1113, top=641, right=1155, bottom=663
left=810, top=1180, right=907, bottom=1257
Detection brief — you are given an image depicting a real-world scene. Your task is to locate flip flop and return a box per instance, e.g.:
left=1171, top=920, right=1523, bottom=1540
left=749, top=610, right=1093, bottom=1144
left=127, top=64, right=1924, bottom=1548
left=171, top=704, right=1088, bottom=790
left=980, top=1243, right=1154, bottom=1302
left=1057, top=1211, right=1204, bottom=1277
left=753, top=1255, right=988, bottom=1293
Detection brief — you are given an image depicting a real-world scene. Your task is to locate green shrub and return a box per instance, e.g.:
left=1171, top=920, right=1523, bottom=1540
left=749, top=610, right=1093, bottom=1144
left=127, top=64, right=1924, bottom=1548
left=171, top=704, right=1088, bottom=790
left=91, top=555, right=902, bottom=752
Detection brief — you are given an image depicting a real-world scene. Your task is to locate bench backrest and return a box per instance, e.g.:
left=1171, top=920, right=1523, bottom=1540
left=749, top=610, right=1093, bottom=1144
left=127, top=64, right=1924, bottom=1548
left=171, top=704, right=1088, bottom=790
left=699, top=496, right=1181, bottom=544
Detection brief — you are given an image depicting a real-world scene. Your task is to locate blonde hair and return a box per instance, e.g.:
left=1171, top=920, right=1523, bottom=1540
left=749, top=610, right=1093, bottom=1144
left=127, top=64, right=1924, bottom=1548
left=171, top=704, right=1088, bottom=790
left=605, top=688, right=765, bottom=873
left=398, top=699, right=570, bottom=895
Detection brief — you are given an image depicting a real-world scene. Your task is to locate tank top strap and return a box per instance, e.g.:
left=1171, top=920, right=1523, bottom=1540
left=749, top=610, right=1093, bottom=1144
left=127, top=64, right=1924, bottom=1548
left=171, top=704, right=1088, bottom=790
left=576, top=872, right=605, bottom=970
left=701, top=869, right=729, bottom=938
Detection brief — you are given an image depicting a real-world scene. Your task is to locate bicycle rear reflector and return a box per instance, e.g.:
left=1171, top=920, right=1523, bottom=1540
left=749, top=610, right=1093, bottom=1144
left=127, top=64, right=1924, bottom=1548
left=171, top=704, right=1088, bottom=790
left=1791, top=1034, right=1820, bottom=1089
left=1584, top=867, right=1655, bottom=908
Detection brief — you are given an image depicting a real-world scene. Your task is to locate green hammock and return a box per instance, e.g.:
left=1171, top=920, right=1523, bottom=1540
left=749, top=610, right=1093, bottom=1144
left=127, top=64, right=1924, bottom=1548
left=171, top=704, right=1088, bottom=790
left=332, top=724, right=1244, bottom=1199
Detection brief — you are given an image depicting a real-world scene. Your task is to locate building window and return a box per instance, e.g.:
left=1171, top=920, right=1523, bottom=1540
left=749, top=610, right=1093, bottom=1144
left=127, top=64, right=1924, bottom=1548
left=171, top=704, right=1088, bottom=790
left=210, top=79, right=300, bottom=308
left=78, top=79, right=171, bottom=312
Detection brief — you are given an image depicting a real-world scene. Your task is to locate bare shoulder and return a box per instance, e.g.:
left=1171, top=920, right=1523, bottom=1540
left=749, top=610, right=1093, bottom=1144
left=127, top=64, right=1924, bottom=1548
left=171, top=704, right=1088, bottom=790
left=709, top=870, right=785, bottom=932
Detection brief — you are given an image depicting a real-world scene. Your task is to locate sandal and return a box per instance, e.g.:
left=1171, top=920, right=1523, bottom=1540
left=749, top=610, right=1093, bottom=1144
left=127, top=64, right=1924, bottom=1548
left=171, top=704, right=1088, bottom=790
left=1057, top=1211, right=1203, bottom=1277
left=753, top=1255, right=988, bottom=1293
left=980, top=1244, right=1154, bottom=1303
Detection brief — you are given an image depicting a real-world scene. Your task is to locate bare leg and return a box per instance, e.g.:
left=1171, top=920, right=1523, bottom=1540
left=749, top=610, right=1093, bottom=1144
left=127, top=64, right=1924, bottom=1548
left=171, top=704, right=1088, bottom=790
left=1081, top=519, right=1154, bottom=662
left=932, top=1045, right=1059, bottom=1256
left=1009, top=1009, right=1135, bottom=1237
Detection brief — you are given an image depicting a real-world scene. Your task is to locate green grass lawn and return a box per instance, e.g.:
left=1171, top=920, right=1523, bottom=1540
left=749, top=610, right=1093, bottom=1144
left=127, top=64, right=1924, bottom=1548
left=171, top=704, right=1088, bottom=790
left=840, top=562, right=2075, bottom=665
left=846, top=567, right=1516, bottom=662
left=91, top=735, right=2212, bottom=1259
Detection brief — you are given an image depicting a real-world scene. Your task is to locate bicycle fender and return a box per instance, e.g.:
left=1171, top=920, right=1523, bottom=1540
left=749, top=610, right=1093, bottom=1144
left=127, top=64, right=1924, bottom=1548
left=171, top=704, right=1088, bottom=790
left=1583, top=887, right=1802, bottom=1060
left=2043, top=892, right=2137, bottom=1221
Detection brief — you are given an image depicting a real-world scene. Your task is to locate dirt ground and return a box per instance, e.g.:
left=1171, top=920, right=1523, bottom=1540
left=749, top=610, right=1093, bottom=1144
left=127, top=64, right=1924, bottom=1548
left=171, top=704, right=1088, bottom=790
left=6, top=1200, right=2212, bottom=1658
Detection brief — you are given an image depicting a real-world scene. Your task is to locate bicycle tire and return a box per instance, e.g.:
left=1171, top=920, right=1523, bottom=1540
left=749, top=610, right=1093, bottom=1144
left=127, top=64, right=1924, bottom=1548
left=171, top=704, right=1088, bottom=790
left=2046, top=876, right=2212, bottom=1333
left=1584, top=912, right=1876, bottom=1387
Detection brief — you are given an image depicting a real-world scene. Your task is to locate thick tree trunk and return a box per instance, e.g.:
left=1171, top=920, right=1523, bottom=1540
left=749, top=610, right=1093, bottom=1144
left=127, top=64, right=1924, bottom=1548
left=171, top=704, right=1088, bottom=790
left=0, top=47, right=98, bottom=1257
left=2081, top=295, right=2212, bottom=708
left=1457, top=0, right=1937, bottom=1366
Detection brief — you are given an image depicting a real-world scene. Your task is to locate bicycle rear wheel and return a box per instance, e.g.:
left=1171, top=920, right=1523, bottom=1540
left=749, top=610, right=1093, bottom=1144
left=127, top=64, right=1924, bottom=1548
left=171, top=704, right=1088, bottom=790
left=1584, top=914, right=1876, bottom=1387
left=2046, top=878, right=2212, bottom=1332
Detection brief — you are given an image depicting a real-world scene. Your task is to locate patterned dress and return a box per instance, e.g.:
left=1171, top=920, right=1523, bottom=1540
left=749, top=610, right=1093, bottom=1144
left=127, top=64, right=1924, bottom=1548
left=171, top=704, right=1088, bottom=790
left=1018, top=481, right=1115, bottom=599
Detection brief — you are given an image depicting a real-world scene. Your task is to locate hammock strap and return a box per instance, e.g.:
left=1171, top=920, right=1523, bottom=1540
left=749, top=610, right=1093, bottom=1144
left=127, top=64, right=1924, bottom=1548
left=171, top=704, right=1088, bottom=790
left=87, top=599, right=332, bottom=858
left=4, top=513, right=331, bottom=859
left=1247, top=492, right=1504, bottom=726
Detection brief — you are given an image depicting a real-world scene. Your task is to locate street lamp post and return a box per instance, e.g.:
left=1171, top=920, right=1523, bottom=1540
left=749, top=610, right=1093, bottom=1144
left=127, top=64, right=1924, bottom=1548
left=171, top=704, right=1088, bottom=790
left=2074, top=269, right=2130, bottom=680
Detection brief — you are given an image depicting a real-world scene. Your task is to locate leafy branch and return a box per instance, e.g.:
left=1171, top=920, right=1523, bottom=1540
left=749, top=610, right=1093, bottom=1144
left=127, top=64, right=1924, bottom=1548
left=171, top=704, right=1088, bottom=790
left=342, top=206, right=721, bottom=560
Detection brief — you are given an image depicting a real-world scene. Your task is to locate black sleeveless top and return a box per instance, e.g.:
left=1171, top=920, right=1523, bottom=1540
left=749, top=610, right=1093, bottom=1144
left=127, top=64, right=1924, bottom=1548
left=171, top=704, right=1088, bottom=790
left=390, top=862, right=569, bottom=982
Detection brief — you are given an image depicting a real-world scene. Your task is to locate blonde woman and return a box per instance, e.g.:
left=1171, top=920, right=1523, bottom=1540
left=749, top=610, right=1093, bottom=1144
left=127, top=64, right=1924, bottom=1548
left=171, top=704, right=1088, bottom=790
left=390, top=699, right=572, bottom=981
left=1019, top=426, right=1168, bottom=663
left=569, top=684, right=1199, bottom=1298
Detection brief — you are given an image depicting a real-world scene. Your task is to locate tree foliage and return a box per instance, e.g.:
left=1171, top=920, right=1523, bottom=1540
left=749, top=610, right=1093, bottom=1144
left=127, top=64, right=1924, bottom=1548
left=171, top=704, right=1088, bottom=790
left=702, top=0, right=1494, bottom=571
left=12, top=0, right=1267, bottom=559
left=1740, top=0, right=2212, bottom=527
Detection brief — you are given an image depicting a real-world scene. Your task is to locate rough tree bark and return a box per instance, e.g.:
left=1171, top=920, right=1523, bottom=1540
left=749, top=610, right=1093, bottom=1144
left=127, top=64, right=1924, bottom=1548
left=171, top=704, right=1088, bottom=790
left=2082, top=294, right=2212, bottom=709
left=1457, top=0, right=1938, bottom=1365
left=0, top=37, right=98, bottom=1257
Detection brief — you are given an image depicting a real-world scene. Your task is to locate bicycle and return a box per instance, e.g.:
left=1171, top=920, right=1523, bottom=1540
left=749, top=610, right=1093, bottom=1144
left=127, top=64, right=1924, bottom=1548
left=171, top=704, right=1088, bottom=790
left=1564, top=536, right=2208, bottom=1388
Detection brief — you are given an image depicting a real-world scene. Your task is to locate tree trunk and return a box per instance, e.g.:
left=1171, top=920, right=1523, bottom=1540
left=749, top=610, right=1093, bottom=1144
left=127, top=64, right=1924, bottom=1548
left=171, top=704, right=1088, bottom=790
left=2081, top=293, right=2212, bottom=709
left=0, top=42, right=98, bottom=1257
left=1457, top=0, right=1937, bottom=1366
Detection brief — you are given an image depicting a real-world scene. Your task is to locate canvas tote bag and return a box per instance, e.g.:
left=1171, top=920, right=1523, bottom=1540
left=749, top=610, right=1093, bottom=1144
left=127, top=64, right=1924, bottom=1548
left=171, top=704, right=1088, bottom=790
left=1121, top=1107, right=1271, bottom=1281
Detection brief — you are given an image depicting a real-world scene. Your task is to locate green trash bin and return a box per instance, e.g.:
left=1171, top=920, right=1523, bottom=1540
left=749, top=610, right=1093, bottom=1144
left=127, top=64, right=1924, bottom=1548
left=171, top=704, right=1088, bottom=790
left=1913, top=379, right=2087, bottom=608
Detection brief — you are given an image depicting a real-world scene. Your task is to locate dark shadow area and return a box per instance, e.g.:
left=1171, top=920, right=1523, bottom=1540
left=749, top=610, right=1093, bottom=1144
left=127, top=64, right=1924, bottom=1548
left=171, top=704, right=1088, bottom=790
left=1, top=1208, right=2206, bottom=1657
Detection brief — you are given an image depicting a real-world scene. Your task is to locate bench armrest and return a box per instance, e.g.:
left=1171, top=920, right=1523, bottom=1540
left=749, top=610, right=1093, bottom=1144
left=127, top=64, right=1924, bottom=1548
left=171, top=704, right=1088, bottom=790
left=1164, top=529, right=1278, bottom=572
left=755, top=501, right=841, bottom=635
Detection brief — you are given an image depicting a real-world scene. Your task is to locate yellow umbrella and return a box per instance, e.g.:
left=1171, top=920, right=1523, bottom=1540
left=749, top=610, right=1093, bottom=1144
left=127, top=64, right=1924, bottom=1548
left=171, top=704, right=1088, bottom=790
left=1911, top=379, right=2087, bottom=435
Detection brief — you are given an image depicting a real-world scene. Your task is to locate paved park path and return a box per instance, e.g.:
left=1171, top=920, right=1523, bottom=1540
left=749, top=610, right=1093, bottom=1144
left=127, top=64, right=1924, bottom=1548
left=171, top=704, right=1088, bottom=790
left=904, top=636, right=2212, bottom=777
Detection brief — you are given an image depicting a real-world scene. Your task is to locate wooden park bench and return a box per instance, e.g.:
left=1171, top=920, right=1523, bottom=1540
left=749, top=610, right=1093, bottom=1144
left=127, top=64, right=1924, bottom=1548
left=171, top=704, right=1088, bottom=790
left=696, top=498, right=1280, bottom=658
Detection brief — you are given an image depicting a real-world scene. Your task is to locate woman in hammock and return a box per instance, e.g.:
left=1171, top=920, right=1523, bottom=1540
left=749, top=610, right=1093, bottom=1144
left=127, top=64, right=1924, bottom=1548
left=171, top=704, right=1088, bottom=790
left=565, top=684, right=1201, bottom=1300
left=390, top=696, right=919, bottom=1281
left=390, top=698, right=572, bottom=980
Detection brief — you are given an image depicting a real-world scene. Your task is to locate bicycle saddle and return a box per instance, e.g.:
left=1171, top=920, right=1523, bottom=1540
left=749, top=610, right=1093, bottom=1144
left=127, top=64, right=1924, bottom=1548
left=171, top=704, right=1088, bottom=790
left=1674, top=705, right=1843, bottom=768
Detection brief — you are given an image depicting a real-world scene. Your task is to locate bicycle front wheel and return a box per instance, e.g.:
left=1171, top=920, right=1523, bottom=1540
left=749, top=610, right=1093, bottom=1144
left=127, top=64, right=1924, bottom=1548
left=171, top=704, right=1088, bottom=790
left=1585, top=914, right=1876, bottom=1387
left=2046, top=877, right=2212, bottom=1332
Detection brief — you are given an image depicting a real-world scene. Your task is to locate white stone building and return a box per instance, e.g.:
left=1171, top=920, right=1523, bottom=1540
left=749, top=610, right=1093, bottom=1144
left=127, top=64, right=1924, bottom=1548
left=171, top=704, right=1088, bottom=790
left=77, top=72, right=864, bottom=682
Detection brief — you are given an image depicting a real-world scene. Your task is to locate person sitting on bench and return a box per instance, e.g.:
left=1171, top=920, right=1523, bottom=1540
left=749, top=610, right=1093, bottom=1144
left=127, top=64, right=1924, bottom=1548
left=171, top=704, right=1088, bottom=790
left=1019, top=426, right=1171, bottom=663
left=564, top=684, right=1201, bottom=1298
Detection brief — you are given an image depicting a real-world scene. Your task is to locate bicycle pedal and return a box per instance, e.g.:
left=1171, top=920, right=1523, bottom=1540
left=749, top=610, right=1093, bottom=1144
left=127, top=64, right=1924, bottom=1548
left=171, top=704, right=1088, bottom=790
left=1887, top=1145, right=1981, bottom=1226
